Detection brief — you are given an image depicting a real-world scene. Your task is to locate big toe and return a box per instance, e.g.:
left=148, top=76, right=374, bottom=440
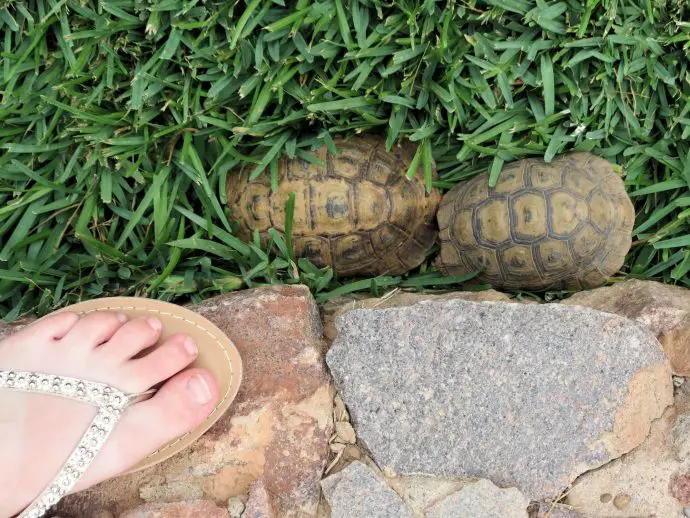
left=76, top=368, right=218, bottom=489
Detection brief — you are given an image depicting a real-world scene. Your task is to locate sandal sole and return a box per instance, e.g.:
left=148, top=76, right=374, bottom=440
left=57, top=296, right=243, bottom=474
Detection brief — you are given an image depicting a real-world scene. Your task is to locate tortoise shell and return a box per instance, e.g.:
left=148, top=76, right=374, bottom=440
left=227, top=135, right=441, bottom=277
left=435, top=153, right=635, bottom=290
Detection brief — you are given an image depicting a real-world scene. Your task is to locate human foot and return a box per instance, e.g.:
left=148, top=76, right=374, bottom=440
left=0, top=310, right=220, bottom=517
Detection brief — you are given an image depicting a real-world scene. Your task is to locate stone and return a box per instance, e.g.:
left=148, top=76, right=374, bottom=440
left=671, top=411, right=690, bottom=460
left=563, top=279, right=690, bottom=375
left=327, top=299, right=672, bottom=500
left=118, top=501, right=229, bottom=517
left=57, top=285, right=333, bottom=517
left=425, top=479, right=528, bottom=518
left=566, top=392, right=690, bottom=517
left=320, top=461, right=413, bottom=518
left=242, top=480, right=276, bottom=518
left=612, top=493, right=631, bottom=509
left=320, top=289, right=510, bottom=341
left=226, top=497, right=245, bottom=518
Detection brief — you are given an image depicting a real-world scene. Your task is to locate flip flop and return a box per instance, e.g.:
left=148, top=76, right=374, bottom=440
left=2, top=297, right=243, bottom=518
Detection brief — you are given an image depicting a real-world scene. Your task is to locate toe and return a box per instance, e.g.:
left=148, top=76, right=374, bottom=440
left=99, top=316, right=163, bottom=361
left=61, top=311, right=128, bottom=347
left=1, top=312, right=80, bottom=346
left=76, top=368, right=218, bottom=488
left=133, top=368, right=217, bottom=428
left=120, top=334, right=198, bottom=393
left=34, top=312, right=81, bottom=340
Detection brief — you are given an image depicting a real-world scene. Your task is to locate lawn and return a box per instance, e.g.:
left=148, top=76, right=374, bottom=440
left=1, top=0, right=689, bottom=320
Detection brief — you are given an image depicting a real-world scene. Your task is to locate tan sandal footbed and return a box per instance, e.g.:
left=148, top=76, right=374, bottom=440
left=56, top=296, right=243, bottom=474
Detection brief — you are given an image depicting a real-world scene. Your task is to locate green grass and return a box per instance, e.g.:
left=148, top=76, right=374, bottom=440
left=1, top=0, right=690, bottom=320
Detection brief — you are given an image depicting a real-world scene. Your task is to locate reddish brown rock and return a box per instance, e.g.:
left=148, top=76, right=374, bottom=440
left=119, top=500, right=228, bottom=518
left=57, top=285, right=333, bottom=517
left=321, top=289, right=511, bottom=341
left=563, top=279, right=690, bottom=375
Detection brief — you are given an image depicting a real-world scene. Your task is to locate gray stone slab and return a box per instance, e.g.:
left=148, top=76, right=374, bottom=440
left=321, top=462, right=413, bottom=518
left=326, top=299, right=672, bottom=500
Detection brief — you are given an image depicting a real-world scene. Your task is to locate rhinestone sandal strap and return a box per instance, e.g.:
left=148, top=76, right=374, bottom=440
left=0, top=370, right=142, bottom=518
left=0, top=370, right=132, bottom=407
left=17, top=408, right=119, bottom=518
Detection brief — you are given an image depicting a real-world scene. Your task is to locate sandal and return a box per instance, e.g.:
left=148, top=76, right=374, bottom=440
left=1, top=297, right=243, bottom=518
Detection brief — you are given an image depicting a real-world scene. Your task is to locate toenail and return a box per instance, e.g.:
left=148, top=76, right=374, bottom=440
left=147, top=317, right=162, bottom=331
left=117, top=313, right=128, bottom=323
left=187, top=374, right=212, bottom=405
left=183, top=337, right=198, bottom=356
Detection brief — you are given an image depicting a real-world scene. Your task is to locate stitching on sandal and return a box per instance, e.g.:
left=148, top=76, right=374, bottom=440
left=76, top=305, right=236, bottom=460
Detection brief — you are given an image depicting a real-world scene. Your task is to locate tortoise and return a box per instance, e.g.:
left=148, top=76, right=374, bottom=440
left=435, top=152, right=635, bottom=290
left=226, top=135, right=441, bottom=277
